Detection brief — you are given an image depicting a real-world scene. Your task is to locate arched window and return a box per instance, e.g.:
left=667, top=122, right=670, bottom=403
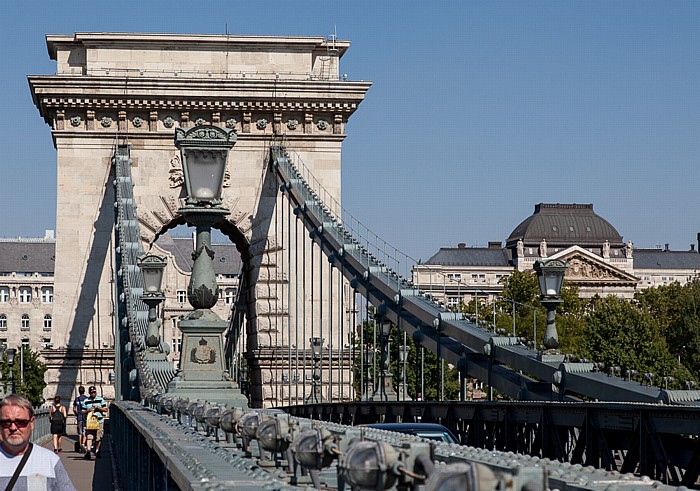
left=0, top=314, right=6, bottom=330
left=19, top=287, right=32, bottom=304
left=21, top=314, right=30, bottom=330
left=43, top=314, right=52, bottom=330
left=0, top=287, right=9, bottom=303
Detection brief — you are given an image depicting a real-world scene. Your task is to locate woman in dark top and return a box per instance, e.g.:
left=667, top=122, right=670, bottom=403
left=49, top=395, right=67, bottom=453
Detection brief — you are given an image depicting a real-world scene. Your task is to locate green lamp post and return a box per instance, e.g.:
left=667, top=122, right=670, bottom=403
left=138, top=253, right=168, bottom=358
left=534, top=259, right=568, bottom=362
left=166, top=125, right=247, bottom=409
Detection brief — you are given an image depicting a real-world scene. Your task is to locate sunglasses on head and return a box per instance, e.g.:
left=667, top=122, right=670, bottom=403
left=0, top=419, right=32, bottom=429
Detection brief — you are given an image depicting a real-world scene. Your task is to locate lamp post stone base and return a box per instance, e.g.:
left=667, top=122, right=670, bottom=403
left=167, top=308, right=248, bottom=408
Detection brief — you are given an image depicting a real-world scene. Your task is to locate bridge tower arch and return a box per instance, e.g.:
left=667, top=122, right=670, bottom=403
left=29, top=32, right=371, bottom=406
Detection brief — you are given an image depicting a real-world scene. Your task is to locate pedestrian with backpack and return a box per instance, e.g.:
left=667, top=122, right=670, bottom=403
left=81, top=386, right=107, bottom=460
left=72, top=386, right=88, bottom=453
left=49, top=395, right=67, bottom=454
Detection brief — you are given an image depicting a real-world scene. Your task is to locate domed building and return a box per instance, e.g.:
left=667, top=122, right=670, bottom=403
left=412, top=203, right=700, bottom=303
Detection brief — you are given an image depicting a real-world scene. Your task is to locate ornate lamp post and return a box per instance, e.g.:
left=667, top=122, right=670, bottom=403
left=166, top=125, right=247, bottom=409
left=6, top=348, right=16, bottom=394
left=534, top=259, right=568, bottom=362
left=373, top=317, right=398, bottom=401
left=307, top=337, right=324, bottom=403
left=397, top=344, right=409, bottom=401
left=0, top=346, right=5, bottom=396
left=138, top=254, right=168, bottom=360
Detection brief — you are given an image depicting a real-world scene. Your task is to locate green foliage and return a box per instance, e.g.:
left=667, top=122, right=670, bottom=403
left=1, top=347, right=47, bottom=407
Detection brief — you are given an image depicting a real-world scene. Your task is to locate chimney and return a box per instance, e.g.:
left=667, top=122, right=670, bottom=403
left=697, top=232, right=700, bottom=254
left=488, top=241, right=502, bottom=249
left=457, top=243, right=466, bottom=249
left=664, top=243, right=670, bottom=251
left=691, top=244, right=696, bottom=252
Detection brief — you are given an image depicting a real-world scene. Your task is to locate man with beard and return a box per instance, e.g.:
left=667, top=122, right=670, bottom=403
left=0, top=394, right=75, bottom=490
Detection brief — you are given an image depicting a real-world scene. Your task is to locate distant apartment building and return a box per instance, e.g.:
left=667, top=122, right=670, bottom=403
left=413, top=203, right=700, bottom=305
left=0, top=231, right=241, bottom=397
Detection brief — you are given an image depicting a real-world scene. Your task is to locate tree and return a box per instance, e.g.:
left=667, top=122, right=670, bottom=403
left=0, top=347, right=47, bottom=407
left=581, top=295, right=689, bottom=386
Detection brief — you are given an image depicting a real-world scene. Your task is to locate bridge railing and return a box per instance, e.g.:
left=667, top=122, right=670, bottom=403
left=269, top=144, right=699, bottom=405
left=107, top=395, right=694, bottom=490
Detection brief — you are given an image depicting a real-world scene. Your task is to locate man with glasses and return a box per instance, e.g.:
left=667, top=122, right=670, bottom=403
left=80, top=386, right=107, bottom=460
left=0, top=394, right=76, bottom=490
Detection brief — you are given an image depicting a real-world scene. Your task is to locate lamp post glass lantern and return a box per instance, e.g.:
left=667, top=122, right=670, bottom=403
left=534, top=259, right=567, bottom=356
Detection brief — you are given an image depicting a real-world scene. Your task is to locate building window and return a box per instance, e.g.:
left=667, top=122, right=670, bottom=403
left=43, top=315, right=52, bottom=331
left=447, top=296, right=460, bottom=307
left=19, top=287, right=32, bottom=304
left=0, top=338, right=6, bottom=348
left=41, top=287, right=53, bottom=304
left=0, top=314, right=6, bottom=330
left=224, top=288, right=237, bottom=305
left=21, top=339, right=29, bottom=348
left=172, top=337, right=182, bottom=354
left=176, top=290, right=187, bottom=303
left=0, top=287, right=9, bottom=303
left=446, top=273, right=462, bottom=280
left=21, top=314, right=30, bottom=330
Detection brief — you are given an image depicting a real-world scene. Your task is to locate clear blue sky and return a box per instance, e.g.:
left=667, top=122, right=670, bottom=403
left=1, top=1, right=698, bottom=261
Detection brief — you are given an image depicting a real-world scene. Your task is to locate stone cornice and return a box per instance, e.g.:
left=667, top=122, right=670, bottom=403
left=29, top=76, right=371, bottom=116
left=47, top=32, right=350, bottom=58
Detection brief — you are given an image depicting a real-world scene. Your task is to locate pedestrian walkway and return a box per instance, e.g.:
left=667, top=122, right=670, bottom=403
left=41, top=431, right=114, bottom=491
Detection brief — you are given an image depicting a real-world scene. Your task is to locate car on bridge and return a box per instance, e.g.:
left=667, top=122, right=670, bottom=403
left=359, top=423, right=459, bottom=444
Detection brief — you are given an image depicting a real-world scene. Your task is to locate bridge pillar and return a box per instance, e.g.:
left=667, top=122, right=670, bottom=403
left=30, top=32, right=371, bottom=406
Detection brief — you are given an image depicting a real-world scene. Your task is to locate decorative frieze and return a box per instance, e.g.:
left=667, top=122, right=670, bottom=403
left=47, top=106, right=349, bottom=136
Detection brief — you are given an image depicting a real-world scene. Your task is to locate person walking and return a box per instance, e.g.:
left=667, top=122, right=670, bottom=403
left=72, top=386, right=88, bottom=453
left=81, top=386, right=107, bottom=460
left=0, top=394, right=76, bottom=490
left=49, top=395, right=67, bottom=454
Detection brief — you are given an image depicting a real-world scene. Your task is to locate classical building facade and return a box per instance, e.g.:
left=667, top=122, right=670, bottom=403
left=413, top=203, right=700, bottom=304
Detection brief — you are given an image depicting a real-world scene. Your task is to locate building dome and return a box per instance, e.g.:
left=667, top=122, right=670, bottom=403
left=506, top=203, right=622, bottom=247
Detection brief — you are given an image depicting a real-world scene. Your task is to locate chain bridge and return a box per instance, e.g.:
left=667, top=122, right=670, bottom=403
left=27, top=32, right=700, bottom=490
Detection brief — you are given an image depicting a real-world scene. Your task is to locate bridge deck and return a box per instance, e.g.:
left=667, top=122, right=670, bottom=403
left=42, top=429, right=114, bottom=491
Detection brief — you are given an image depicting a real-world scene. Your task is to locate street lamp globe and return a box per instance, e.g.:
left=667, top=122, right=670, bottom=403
left=175, top=125, right=236, bottom=205
left=534, top=259, right=567, bottom=298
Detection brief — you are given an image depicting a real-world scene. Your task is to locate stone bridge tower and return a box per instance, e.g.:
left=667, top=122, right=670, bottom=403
left=29, top=33, right=371, bottom=406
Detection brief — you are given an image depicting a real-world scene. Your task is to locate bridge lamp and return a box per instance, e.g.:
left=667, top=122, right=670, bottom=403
left=137, top=254, right=167, bottom=352
left=308, top=337, right=324, bottom=403
left=534, top=259, right=567, bottom=357
left=6, top=348, right=16, bottom=394
left=0, top=346, right=4, bottom=392
left=168, top=125, right=247, bottom=409
left=338, top=440, right=399, bottom=491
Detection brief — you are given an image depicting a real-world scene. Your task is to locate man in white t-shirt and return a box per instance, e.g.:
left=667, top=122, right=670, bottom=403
left=0, top=394, right=76, bottom=490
